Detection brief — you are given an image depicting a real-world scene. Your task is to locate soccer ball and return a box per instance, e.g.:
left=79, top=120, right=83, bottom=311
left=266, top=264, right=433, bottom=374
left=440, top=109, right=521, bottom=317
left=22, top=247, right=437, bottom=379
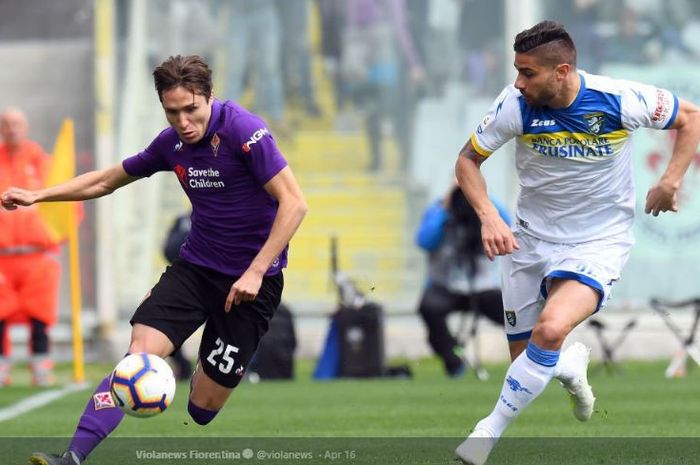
left=110, top=353, right=176, bottom=418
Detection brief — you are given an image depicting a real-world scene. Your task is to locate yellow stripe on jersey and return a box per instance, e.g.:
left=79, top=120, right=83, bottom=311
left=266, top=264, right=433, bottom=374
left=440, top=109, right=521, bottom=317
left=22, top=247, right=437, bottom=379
left=519, top=129, right=629, bottom=162
left=470, top=133, right=492, bottom=157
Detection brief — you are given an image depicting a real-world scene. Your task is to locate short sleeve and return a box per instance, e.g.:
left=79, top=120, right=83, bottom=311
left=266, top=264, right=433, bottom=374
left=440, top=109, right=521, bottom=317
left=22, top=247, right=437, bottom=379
left=122, top=129, right=173, bottom=177
left=470, top=86, right=523, bottom=157
left=620, top=81, right=679, bottom=131
left=233, top=114, right=288, bottom=186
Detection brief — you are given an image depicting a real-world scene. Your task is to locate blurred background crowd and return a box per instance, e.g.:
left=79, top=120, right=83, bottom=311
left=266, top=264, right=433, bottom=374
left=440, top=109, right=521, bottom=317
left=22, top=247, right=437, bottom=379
left=1, top=0, right=699, bottom=366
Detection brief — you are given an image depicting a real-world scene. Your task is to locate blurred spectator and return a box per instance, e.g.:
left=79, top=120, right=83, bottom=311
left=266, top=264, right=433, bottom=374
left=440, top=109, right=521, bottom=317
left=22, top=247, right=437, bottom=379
left=656, top=0, right=700, bottom=62
left=224, top=0, right=285, bottom=127
left=602, top=6, right=657, bottom=65
left=148, top=0, right=219, bottom=62
left=415, top=185, right=509, bottom=377
left=276, top=0, right=322, bottom=117
left=316, top=0, right=348, bottom=111
left=0, top=108, right=61, bottom=387
left=342, top=0, right=425, bottom=172
left=416, top=0, right=462, bottom=96
left=457, top=0, right=504, bottom=96
left=549, top=0, right=604, bottom=73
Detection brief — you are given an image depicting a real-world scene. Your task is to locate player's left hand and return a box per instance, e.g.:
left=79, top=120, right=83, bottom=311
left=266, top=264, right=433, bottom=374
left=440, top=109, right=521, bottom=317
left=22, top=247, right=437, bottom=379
left=225, top=270, right=263, bottom=311
left=645, top=181, right=678, bottom=216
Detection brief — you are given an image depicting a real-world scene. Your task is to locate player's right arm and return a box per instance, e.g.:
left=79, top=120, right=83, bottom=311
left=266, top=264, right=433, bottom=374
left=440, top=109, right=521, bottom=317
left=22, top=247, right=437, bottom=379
left=456, top=141, right=518, bottom=260
left=456, top=86, right=522, bottom=260
left=1, top=163, right=138, bottom=210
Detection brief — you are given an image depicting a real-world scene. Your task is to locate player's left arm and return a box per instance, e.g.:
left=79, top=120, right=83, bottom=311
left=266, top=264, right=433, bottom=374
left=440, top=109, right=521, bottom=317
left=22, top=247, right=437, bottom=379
left=225, top=166, right=308, bottom=310
left=645, top=98, right=700, bottom=216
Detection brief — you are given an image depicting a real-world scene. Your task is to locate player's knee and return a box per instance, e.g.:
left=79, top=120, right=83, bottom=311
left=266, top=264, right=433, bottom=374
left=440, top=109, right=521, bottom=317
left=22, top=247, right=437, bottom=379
left=128, top=324, right=175, bottom=358
left=532, top=320, right=568, bottom=348
left=187, top=399, right=219, bottom=425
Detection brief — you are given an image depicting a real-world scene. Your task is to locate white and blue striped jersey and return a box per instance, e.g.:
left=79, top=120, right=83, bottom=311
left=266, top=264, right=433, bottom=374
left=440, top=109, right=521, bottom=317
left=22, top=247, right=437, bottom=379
left=471, top=71, right=679, bottom=243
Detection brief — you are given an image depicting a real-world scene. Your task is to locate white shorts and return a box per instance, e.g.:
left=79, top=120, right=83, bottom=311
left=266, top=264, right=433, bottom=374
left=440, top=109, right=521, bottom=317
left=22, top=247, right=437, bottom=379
left=501, top=228, right=634, bottom=341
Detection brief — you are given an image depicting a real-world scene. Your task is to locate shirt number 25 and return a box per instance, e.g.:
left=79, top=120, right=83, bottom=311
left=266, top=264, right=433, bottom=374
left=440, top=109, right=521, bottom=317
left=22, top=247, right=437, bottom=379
left=206, top=337, right=239, bottom=374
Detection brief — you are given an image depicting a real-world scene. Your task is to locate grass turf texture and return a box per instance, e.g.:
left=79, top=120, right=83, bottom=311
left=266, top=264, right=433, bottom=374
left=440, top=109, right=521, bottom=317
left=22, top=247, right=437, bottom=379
left=0, top=359, right=698, bottom=464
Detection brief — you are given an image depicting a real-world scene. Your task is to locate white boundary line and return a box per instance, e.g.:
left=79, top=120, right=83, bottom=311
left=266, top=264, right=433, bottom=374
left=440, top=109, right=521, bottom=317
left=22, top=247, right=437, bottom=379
left=0, top=382, right=90, bottom=422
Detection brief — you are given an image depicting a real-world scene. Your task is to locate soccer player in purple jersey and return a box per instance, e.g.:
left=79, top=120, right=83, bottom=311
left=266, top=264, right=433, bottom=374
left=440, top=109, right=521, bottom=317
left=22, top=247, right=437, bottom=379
left=1, top=55, right=307, bottom=465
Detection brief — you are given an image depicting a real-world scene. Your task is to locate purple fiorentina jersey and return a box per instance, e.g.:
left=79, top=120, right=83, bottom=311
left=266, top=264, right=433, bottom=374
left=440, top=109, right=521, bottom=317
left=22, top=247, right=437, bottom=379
left=122, top=99, right=288, bottom=276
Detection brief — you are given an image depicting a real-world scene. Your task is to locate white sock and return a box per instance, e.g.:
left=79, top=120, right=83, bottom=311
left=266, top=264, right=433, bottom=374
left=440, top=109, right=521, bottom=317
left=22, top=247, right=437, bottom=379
left=476, top=344, right=558, bottom=438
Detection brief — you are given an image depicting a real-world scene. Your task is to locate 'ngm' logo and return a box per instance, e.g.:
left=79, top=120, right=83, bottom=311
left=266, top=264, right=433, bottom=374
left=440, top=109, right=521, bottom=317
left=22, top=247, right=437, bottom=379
left=242, top=128, right=270, bottom=153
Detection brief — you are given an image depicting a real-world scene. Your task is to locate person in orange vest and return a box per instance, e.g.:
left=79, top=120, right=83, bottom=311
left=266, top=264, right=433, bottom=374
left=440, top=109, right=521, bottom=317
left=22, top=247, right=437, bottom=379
left=0, top=108, right=61, bottom=386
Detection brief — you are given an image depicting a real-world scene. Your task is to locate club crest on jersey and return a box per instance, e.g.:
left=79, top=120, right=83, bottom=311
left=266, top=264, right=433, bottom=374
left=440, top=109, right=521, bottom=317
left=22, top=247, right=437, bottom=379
left=583, top=112, right=605, bottom=135
left=210, top=133, right=220, bottom=157
left=93, top=391, right=116, bottom=410
left=505, top=311, right=516, bottom=327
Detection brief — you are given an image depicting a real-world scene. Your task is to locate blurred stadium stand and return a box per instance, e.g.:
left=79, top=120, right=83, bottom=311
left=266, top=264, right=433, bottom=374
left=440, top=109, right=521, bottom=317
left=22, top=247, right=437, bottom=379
left=1, top=0, right=700, bottom=365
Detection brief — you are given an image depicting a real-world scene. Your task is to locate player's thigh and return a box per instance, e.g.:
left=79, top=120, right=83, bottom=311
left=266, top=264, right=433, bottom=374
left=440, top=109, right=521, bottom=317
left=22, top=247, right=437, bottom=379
left=128, top=324, right=178, bottom=358
left=197, top=272, right=283, bottom=390
left=130, top=259, right=209, bottom=356
left=532, top=279, right=599, bottom=349
left=501, top=232, right=548, bottom=342
left=542, top=232, right=634, bottom=315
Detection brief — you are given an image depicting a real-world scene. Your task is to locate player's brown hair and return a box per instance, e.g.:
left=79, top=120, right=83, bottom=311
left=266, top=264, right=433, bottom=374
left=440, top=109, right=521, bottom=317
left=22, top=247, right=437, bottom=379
left=152, top=55, right=213, bottom=102
left=513, top=21, right=577, bottom=67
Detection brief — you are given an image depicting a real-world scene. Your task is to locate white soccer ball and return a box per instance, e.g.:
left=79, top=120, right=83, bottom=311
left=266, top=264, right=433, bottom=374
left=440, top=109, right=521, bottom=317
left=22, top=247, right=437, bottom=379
left=110, top=353, right=176, bottom=418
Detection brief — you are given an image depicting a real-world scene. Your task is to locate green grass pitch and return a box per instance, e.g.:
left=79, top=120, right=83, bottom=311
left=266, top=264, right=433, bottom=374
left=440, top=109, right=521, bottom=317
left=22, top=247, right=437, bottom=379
left=0, top=359, right=698, bottom=464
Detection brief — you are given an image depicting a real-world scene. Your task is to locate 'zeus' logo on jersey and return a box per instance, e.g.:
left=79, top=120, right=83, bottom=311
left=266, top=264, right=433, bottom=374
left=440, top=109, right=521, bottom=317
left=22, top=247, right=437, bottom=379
left=531, top=118, right=556, bottom=127
left=242, top=127, right=270, bottom=152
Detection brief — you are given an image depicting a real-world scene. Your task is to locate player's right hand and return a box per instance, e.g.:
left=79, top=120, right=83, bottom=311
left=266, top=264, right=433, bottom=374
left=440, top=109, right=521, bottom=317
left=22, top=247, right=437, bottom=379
left=1, top=187, right=38, bottom=210
left=480, top=212, right=519, bottom=260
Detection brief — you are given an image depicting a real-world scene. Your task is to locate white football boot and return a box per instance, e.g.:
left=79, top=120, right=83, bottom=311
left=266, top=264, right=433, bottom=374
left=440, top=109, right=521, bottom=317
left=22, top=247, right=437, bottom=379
left=555, top=342, right=595, bottom=421
left=455, top=425, right=498, bottom=465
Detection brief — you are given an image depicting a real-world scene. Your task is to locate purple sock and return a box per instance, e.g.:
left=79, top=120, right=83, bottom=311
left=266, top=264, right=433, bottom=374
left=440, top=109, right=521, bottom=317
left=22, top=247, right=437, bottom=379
left=187, top=399, right=218, bottom=425
left=68, top=375, right=125, bottom=460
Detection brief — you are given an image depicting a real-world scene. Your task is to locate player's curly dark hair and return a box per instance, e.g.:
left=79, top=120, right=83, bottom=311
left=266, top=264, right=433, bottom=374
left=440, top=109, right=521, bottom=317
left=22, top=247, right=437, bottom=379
left=513, top=20, right=577, bottom=67
left=152, top=55, right=213, bottom=102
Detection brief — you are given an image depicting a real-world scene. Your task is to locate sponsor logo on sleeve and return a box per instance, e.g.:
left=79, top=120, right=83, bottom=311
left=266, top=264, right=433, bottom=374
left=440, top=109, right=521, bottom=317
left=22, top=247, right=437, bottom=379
left=477, top=115, right=491, bottom=134
left=652, top=89, right=672, bottom=122
left=242, top=127, right=270, bottom=152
